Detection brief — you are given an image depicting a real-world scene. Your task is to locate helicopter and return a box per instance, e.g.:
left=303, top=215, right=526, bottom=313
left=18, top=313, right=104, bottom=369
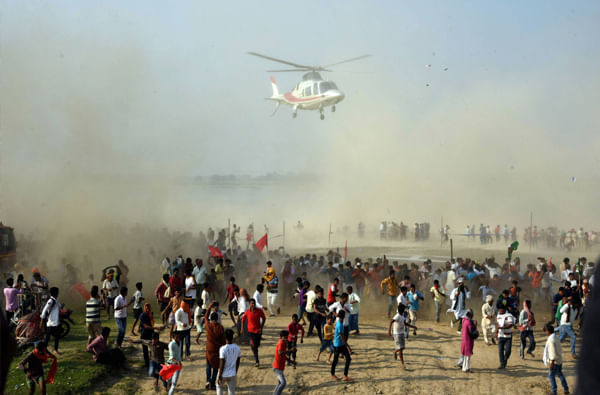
left=249, top=52, right=370, bottom=120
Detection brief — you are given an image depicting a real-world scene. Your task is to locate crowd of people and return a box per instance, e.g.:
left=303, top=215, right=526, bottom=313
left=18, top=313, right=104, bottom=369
left=1, top=236, right=597, bottom=394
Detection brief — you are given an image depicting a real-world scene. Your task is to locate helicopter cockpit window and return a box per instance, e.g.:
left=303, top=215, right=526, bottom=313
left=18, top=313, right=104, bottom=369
left=304, top=86, right=312, bottom=96
left=319, top=82, right=331, bottom=92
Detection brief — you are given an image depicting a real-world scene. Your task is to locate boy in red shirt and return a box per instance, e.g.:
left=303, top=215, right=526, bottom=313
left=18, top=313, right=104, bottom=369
left=273, top=330, right=295, bottom=395
left=241, top=298, right=266, bottom=367
left=286, top=314, right=304, bottom=368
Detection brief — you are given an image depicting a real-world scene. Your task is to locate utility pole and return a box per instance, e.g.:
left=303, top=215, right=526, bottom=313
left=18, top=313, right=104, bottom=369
left=328, top=223, right=332, bottom=245
left=450, top=238, right=454, bottom=261
left=529, top=211, right=533, bottom=252
left=282, top=220, right=285, bottom=252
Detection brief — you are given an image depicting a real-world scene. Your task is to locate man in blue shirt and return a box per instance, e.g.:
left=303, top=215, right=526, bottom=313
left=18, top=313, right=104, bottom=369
left=330, top=310, right=352, bottom=382
left=407, top=284, right=424, bottom=337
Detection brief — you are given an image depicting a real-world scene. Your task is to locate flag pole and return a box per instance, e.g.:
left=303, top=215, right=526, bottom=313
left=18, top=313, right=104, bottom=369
left=328, top=223, right=332, bottom=245
left=282, top=220, right=285, bottom=253
left=228, top=218, right=231, bottom=251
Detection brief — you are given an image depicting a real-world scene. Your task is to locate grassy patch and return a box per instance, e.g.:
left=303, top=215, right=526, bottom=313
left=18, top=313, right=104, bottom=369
left=5, top=311, right=143, bottom=395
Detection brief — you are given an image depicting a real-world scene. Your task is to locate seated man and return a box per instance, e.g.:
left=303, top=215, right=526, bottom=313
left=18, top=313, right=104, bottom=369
left=87, top=327, right=127, bottom=369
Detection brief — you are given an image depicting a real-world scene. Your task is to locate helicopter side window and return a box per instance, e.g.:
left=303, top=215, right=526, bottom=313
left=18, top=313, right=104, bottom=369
left=304, top=86, right=312, bottom=96
left=319, top=82, right=331, bottom=92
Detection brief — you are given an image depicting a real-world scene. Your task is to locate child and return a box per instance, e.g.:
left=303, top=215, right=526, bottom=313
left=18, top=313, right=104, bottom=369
left=273, top=330, right=294, bottom=395
left=429, top=279, right=446, bottom=323
left=316, top=315, right=335, bottom=362
left=407, top=284, right=424, bottom=336
left=18, top=341, right=58, bottom=394
left=287, top=314, right=304, bottom=368
left=131, top=282, right=144, bottom=336
left=388, top=304, right=417, bottom=369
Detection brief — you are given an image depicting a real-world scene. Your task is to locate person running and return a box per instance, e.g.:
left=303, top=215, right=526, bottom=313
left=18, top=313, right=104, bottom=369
left=331, top=310, right=352, bottom=382
left=166, top=332, right=182, bottom=395
left=407, top=284, right=424, bottom=336
left=559, top=296, right=580, bottom=359
left=380, top=270, right=399, bottom=318
left=347, top=286, right=361, bottom=335
left=85, top=286, right=104, bottom=345
left=496, top=305, right=515, bottom=369
left=388, top=304, right=417, bottom=369
left=225, top=278, right=239, bottom=325
left=217, top=328, right=241, bottom=395
left=316, top=315, right=335, bottom=362
left=131, top=282, right=144, bottom=336
left=429, top=279, right=446, bottom=323
left=543, top=323, right=570, bottom=395
left=174, top=300, right=192, bottom=361
left=18, top=341, right=58, bottom=395
left=272, top=330, right=294, bottom=395
left=518, top=300, right=536, bottom=359
left=328, top=292, right=352, bottom=341
left=312, top=287, right=328, bottom=342
left=241, top=298, right=266, bottom=367
left=287, top=313, right=304, bottom=367
left=265, top=267, right=280, bottom=317
left=327, top=278, right=340, bottom=307
left=41, top=287, right=62, bottom=355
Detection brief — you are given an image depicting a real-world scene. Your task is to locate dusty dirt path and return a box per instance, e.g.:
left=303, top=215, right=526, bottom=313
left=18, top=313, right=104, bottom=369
left=138, top=311, right=577, bottom=394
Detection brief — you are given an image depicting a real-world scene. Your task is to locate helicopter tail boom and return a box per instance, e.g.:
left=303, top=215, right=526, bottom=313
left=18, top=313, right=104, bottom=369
left=269, top=76, right=280, bottom=98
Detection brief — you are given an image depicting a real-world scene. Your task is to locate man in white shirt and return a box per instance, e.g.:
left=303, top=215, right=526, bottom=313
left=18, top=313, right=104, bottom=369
left=192, top=259, right=207, bottom=294
left=252, top=284, right=265, bottom=309
left=448, top=278, right=471, bottom=330
left=543, top=323, right=569, bottom=395
left=495, top=305, right=515, bottom=369
left=102, top=270, right=119, bottom=319
left=328, top=292, right=352, bottom=340
left=175, top=300, right=192, bottom=360
left=217, top=328, right=241, bottom=395
left=347, top=286, right=361, bottom=335
left=185, top=271, right=197, bottom=307
left=114, top=286, right=131, bottom=348
left=304, top=286, right=317, bottom=337
left=41, top=286, right=62, bottom=354
left=559, top=297, right=579, bottom=358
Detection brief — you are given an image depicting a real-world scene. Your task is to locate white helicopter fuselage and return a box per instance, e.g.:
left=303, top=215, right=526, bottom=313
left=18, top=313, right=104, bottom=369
left=267, top=73, right=344, bottom=117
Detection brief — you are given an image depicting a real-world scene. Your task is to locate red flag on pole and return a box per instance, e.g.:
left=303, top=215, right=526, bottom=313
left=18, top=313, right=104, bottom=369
left=344, top=240, right=348, bottom=260
left=209, top=245, right=223, bottom=258
left=256, top=233, right=268, bottom=252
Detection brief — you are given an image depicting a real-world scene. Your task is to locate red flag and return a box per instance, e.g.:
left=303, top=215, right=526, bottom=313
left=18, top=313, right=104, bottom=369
left=209, top=245, right=223, bottom=258
left=71, top=283, right=91, bottom=300
left=344, top=240, right=348, bottom=260
left=159, top=364, right=182, bottom=381
left=256, top=233, right=268, bottom=252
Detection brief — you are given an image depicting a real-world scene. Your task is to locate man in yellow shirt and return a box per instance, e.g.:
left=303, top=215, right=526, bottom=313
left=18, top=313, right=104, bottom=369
left=429, top=280, right=446, bottom=323
left=380, top=271, right=399, bottom=318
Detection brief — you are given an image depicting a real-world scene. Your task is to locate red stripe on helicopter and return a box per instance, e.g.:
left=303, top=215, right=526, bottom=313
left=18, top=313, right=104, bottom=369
left=283, top=93, right=322, bottom=103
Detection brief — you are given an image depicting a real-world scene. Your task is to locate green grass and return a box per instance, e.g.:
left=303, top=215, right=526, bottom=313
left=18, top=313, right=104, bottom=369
left=5, top=312, right=144, bottom=395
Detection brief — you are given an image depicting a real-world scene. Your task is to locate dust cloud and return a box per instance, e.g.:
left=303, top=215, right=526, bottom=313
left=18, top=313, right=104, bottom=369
left=1, top=3, right=599, bottom=286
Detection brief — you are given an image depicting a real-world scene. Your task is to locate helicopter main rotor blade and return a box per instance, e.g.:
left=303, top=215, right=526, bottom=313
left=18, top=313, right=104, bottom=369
left=248, top=52, right=312, bottom=69
left=266, top=69, right=310, bottom=72
left=323, top=54, right=371, bottom=68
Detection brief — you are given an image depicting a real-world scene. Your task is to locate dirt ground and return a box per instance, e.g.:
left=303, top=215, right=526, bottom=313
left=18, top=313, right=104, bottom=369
left=138, top=312, right=577, bottom=395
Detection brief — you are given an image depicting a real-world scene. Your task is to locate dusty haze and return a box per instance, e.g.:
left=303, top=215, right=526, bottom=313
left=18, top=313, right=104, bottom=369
left=1, top=2, right=599, bottom=272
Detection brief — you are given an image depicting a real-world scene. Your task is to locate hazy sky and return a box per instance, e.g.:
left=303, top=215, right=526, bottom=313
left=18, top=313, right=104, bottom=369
left=1, top=1, right=600, bottom=228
